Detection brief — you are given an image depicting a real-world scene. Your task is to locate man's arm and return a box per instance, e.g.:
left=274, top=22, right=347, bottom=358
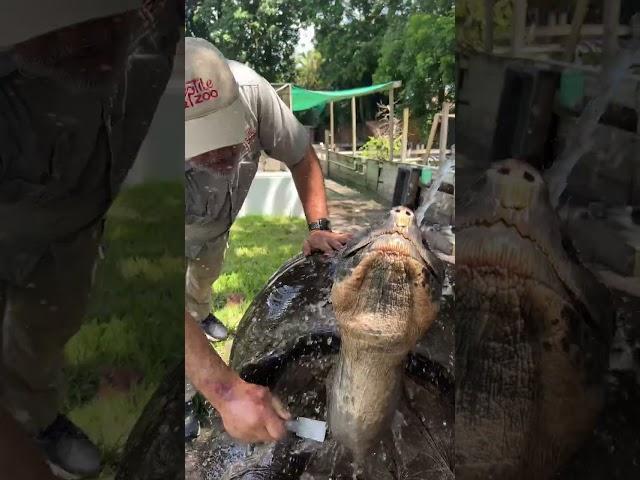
left=290, top=146, right=352, bottom=255
left=240, top=67, right=351, bottom=255
left=184, top=311, right=289, bottom=442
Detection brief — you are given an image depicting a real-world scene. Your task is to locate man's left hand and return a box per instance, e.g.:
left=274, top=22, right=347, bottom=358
left=303, top=230, right=352, bottom=256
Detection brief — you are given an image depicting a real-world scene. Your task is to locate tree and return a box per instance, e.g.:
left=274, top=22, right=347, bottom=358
left=375, top=9, right=455, bottom=125
left=185, top=0, right=308, bottom=82
left=186, top=0, right=456, bottom=138
left=295, top=49, right=324, bottom=89
left=311, top=0, right=396, bottom=89
left=456, top=0, right=513, bottom=52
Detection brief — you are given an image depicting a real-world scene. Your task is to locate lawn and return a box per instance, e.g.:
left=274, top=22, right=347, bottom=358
left=64, top=182, right=184, bottom=479
left=62, top=184, right=307, bottom=478
left=211, top=215, right=308, bottom=360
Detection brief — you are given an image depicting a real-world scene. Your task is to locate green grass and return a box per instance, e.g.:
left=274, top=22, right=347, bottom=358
left=64, top=182, right=183, bottom=479
left=211, top=216, right=308, bottom=360
left=63, top=186, right=306, bottom=478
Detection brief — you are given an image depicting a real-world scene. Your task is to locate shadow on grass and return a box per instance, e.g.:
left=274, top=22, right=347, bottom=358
left=212, top=215, right=308, bottom=360
left=63, top=182, right=184, bottom=475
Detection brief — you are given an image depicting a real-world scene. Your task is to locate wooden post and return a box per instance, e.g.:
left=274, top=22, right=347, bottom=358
left=288, top=83, right=293, bottom=110
left=400, top=107, right=409, bottom=162
left=351, top=96, right=357, bottom=156
left=425, top=113, right=441, bottom=160
left=330, top=101, right=335, bottom=151
left=511, top=0, right=527, bottom=55
left=563, top=0, right=589, bottom=62
left=483, top=0, right=494, bottom=54
left=439, top=102, right=451, bottom=164
left=389, top=88, right=395, bottom=162
left=559, top=11, right=568, bottom=25
left=603, top=0, right=622, bottom=60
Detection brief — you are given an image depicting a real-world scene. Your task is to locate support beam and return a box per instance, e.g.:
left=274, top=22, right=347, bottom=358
left=401, top=107, right=409, bottom=162
left=563, top=0, right=589, bottom=62
left=425, top=113, right=441, bottom=160
left=511, top=0, right=527, bottom=55
left=330, top=101, right=335, bottom=151
left=603, top=0, right=622, bottom=60
left=439, top=102, right=451, bottom=164
left=351, top=96, right=357, bottom=156
left=389, top=88, right=395, bottom=162
left=483, top=0, right=494, bottom=54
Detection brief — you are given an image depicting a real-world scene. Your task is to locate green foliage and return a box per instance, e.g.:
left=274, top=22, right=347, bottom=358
left=375, top=10, right=455, bottom=123
left=456, top=0, right=513, bottom=52
left=185, top=0, right=308, bottom=82
left=312, top=0, right=391, bottom=89
left=295, top=49, right=324, bottom=89
left=187, top=0, right=456, bottom=138
left=312, top=0, right=455, bottom=134
left=359, top=135, right=402, bottom=161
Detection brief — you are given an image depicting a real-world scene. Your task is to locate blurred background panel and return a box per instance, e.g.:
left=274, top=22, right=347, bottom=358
left=126, top=40, right=185, bottom=185
left=456, top=1, right=640, bottom=478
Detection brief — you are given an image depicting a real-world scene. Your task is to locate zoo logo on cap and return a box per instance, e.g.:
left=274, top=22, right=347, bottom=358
left=185, top=78, right=219, bottom=109
left=184, top=37, right=247, bottom=158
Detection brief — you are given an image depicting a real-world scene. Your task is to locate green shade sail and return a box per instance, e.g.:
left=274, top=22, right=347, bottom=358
left=291, top=81, right=400, bottom=112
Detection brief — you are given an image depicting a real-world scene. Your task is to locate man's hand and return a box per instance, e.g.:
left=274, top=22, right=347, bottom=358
left=185, top=311, right=290, bottom=444
left=303, top=230, right=352, bottom=256
left=216, top=377, right=291, bottom=443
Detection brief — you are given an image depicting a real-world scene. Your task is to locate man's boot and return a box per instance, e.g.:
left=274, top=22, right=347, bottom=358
left=185, top=400, right=200, bottom=441
left=36, top=415, right=101, bottom=479
left=200, top=313, right=228, bottom=341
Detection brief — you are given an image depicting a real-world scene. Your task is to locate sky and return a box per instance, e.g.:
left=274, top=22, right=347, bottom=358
left=295, top=25, right=315, bottom=56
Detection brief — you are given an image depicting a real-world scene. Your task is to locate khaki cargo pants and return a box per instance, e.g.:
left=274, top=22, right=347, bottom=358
left=184, top=233, right=229, bottom=403
left=0, top=223, right=101, bottom=433
left=185, top=233, right=229, bottom=323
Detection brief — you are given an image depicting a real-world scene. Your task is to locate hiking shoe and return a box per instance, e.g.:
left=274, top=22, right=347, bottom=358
left=36, top=415, right=101, bottom=479
left=201, top=313, right=228, bottom=341
left=185, top=401, right=201, bottom=440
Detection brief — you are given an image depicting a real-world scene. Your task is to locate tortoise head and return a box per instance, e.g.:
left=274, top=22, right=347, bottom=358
left=328, top=206, right=444, bottom=460
left=331, top=206, right=444, bottom=347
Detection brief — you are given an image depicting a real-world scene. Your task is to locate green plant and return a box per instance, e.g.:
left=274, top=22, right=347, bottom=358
left=359, top=135, right=402, bottom=161
left=295, top=49, right=324, bottom=89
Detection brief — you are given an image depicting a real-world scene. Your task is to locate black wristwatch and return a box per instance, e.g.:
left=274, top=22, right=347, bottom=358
left=308, top=218, right=332, bottom=232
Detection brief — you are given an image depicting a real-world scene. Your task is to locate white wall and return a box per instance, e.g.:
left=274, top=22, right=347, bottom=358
left=237, top=171, right=305, bottom=218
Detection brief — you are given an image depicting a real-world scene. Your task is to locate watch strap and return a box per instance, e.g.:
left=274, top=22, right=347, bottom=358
left=308, top=218, right=332, bottom=232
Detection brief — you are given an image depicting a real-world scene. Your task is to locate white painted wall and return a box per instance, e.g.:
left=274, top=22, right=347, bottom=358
left=237, top=171, right=305, bottom=218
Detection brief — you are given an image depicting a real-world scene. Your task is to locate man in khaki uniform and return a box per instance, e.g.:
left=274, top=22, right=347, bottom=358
left=0, top=1, right=181, bottom=477
left=184, top=38, right=350, bottom=441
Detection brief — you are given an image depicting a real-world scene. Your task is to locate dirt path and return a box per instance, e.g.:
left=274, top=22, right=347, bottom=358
left=325, top=179, right=389, bottom=234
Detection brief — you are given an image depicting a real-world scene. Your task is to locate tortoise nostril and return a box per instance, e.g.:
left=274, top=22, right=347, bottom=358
left=405, top=211, right=411, bottom=216
left=523, top=171, right=535, bottom=182
left=498, top=167, right=510, bottom=175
